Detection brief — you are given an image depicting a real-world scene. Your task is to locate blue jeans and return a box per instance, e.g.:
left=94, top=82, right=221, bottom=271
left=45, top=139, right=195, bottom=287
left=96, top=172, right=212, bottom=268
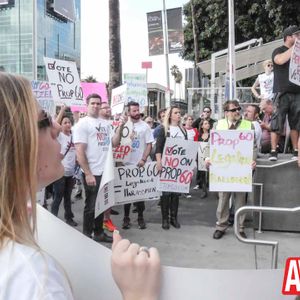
left=51, top=176, right=75, bottom=220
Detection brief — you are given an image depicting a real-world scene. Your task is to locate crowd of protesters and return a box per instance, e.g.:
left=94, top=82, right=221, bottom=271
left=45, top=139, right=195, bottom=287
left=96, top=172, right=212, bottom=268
left=1, top=25, right=299, bottom=300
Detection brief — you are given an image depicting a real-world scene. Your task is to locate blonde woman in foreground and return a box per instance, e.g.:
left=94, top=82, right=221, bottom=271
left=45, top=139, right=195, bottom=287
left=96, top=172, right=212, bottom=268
left=0, top=72, right=160, bottom=300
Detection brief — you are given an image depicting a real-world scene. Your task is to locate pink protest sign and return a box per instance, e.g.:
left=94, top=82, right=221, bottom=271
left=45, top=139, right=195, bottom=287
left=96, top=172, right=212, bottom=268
left=71, top=82, right=108, bottom=112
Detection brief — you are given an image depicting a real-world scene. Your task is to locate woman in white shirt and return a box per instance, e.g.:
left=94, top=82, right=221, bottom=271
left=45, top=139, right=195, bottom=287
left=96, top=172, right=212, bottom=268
left=51, top=115, right=78, bottom=226
left=0, top=73, right=160, bottom=300
left=155, top=106, right=187, bottom=230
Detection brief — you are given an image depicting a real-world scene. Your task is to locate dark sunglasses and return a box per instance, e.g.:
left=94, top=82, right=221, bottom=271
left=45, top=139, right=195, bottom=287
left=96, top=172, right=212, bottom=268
left=267, top=64, right=273, bottom=67
left=203, top=110, right=211, bottom=113
left=38, top=110, right=53, bottom=129
left=226, top=107, right=241, bottom=113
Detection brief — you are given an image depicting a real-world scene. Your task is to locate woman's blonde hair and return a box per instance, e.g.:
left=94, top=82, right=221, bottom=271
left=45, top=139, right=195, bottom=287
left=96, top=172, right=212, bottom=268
left=0, top=72, right=38, bottom=248
left=162, top=106, right=183, bottom=136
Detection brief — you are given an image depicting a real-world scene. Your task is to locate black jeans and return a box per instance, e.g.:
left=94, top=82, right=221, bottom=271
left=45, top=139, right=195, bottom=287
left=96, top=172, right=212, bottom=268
left=51, top=176, right=75, bottom=220
left=124, top=201, right=145, bottom=218
left=82, top=174, right=104, bottom=237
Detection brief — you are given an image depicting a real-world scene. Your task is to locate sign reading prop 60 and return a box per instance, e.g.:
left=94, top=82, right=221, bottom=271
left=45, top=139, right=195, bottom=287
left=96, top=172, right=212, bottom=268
left=157, top=138, right=198, bottom=193
left=44, top=57, right=84, bottom=107
left=114, top=162, right=160, bottom=204
left=209, top=130, right=254, bottom=192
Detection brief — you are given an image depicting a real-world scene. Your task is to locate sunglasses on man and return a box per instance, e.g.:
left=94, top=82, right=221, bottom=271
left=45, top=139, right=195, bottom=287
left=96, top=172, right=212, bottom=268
left=226, top=107, right=241, bottom=113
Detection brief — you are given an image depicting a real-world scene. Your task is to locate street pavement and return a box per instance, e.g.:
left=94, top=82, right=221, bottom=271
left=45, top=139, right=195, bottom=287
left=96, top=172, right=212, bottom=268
left=55, top=183, right=300, bottom=270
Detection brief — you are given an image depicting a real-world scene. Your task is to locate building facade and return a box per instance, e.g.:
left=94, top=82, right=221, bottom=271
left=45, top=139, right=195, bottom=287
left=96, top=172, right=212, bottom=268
left=0, top=0, right=80, bottom=80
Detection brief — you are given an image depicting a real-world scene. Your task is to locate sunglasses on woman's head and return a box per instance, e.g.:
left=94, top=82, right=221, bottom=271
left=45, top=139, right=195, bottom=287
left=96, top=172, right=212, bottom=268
left=267, top=64, right=273, bottom=67
left=38, top=110, right=53, bottom=129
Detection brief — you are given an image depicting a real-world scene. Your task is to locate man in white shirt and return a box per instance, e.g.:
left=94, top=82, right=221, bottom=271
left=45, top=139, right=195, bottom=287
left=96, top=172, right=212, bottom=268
left=74, top=93, right=123, bottom=243
left=244, top=104, right=262, bottom=150
left=122, top=101, right=154, bottom=230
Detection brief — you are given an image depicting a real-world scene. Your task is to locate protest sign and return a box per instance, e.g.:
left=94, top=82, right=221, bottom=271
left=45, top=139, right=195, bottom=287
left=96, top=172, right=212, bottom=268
left=111, top=84, right=127, bottom=115
left=209, top=130, right=254, bottom=192
left=124, top=73, right=148, bottom=109
left=44, top=57, right=84, bottom=107
left=71, top=82, right=108, bottom=112
left=289, top=38, right=300, bottom=86
left=95, top=143, right=115, bottom=217
left=113, top=120, right=133, bottom=163
left=157, top=138, right=198, bottom=193
left=114, top=162, right=160, bottom=204
left=198, top=142, right=209, bottom=171
left=31, top=80, right=56, bottom=116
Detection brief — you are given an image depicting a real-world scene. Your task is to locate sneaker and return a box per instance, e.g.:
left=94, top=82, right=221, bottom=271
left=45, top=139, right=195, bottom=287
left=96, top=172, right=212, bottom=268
left=66, top=219, right=78, bottom=227
left=103, top=219, right=117, bottom=232
left=110, top=209, right=119, bottom=215
left=93, top=232, right=113, bottom=243
left=122, top=217, right=131, bottom=229
left=138, top=217, right=146, bottom=230
left=269, top=150, right=278, bottom=161
left=193, top=185, right=200, bottom=190
left=291, top=149, right=298, bottom=161
left=184, top=194, right=192, bottom=198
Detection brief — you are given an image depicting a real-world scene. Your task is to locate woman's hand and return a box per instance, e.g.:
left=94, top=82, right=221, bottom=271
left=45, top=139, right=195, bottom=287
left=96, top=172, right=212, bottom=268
left=156, top=161, right=162, bottom=172
left=111, top=231, right=161, bottom=300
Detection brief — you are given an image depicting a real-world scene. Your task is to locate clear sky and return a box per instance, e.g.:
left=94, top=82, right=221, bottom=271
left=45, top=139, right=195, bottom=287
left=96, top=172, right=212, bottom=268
left=81, top=0, right=193, bottom=92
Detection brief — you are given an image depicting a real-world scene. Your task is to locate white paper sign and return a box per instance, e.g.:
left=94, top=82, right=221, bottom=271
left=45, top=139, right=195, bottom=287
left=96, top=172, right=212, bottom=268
left=157, top=138, right=199, bottom=193
left=114, top=162, right=160, bottom=204
left=36, top=205, right=285, bottom=300
left=95, top=143, right=115, bottom=217
left=209, top=130, right=254, bottom=192
left=289, top=38, right=300, bottom=86
left=197, top=142, right=209, bottom=171
left=43, top=57, right=84, bottom=106
left=111, top=84, right=127, bottom=115
left=124, top=73, right=148, bottom=109
left=113, top=120, right=133, bottom=163
left=31, top=80, right=56, bottom=116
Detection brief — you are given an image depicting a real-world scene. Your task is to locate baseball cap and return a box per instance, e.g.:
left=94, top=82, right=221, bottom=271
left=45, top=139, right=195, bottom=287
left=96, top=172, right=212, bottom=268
left=283, top=25, right=300, bottom=38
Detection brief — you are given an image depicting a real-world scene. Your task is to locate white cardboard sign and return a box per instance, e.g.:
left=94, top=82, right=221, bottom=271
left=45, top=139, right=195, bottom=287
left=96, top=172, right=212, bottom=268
left=157, top=138, right=198, bottom=193
left=289, top=38, right=300, bottom=86
left=114, top=162, right=160, bottom=204
left=209, top=130, right=254, bottom=192
left=197, top=142, right=209, bottom=171
left=111, top=84, right=127, bottom=115
left=43, top=57, right=84, bottom=107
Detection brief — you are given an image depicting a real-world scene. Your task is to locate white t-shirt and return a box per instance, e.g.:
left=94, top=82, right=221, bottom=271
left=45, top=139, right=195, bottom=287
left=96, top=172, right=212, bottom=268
left=0, top=241, right=73, bottom=300
left=257, top=72, right=274, bottom=100
left=186, top=128, right=197, bottom=141
left=73, top=116, right=112, bottom=176
left=252, top=121, right=262, bottom=150
left=169, top=125, right=186, bottom=139
left=127, top=120, right=154, bottom=164
left=58, top=132, right=76, bottom=177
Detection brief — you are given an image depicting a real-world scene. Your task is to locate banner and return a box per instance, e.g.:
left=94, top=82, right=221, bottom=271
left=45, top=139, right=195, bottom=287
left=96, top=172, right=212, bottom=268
left=167, top=7, right=184, bottom=54
left=157, top=138, right=198, bottom=193
left=113, top=120, right=133, bottom=163
left=114, top=162, right=160, bottom=204
left=209, top=130, right=254, bottom=192
left=71, top=82, right=108, bottom=112
left=95, top=143, right=115, bottom=217
left=111, top=84, right=127, bottom=115
left=197, top=142, right=209, bottom=171
left=124, top=73, right=148, bottom=109
left=44, top=57, right=84, bottom=107
left=147, top=10, right=164, bottom=56
left=289, top=38, right=300, bottom=86
left=31, top=80, right=56, bottom=116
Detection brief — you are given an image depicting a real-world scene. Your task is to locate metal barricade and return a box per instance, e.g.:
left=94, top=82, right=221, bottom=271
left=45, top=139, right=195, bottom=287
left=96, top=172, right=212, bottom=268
left=234, top=205, right=300, bottom=269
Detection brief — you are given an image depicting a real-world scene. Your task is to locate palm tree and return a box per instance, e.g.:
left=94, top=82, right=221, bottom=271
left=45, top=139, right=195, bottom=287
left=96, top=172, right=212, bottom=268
left=170, top=65, right=183, bottom=99
left=83, top=75, right=97, bottom=82
left=108, top=0, right=122, bottom=103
